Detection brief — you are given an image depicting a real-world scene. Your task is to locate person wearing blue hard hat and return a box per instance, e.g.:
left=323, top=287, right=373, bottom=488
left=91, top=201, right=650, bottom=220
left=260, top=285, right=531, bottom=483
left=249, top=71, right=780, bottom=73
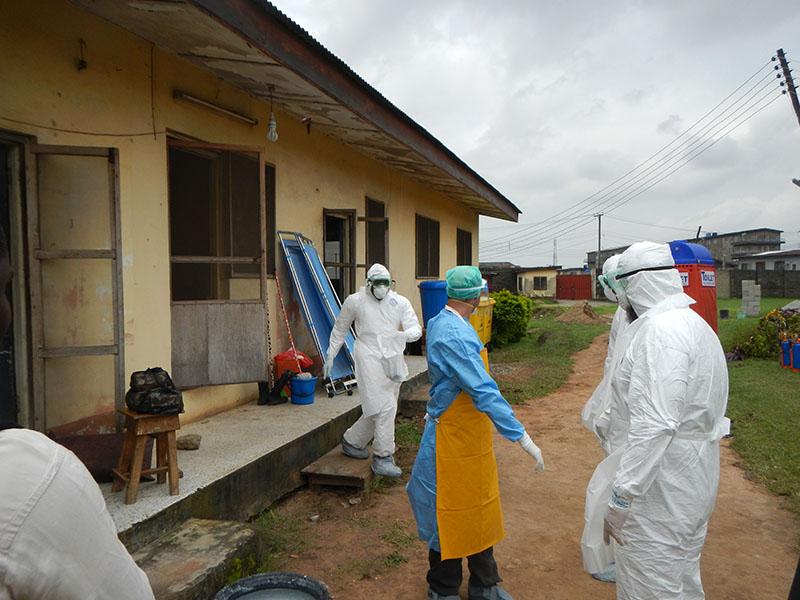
left=407, top=265, right=545, bottom=600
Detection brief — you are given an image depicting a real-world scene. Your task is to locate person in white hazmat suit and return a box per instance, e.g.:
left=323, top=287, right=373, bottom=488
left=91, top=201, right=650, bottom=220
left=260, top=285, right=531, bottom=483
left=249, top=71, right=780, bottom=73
left=602, top=241, right=730, bottom=600
left=580, top=254, right=633, bottom=584
left=324, top=264, right=422, bottom=477
left=581, top=253, right=633, bottom=453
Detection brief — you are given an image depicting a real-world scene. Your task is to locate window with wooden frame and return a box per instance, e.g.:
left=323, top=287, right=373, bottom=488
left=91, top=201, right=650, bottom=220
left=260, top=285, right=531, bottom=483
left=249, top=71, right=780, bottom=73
left=265, top=163, right=277, bottom=275
left=416, top=214, right=440, bottom=278
left=533, top=276, right=548, bottom=291
left=168, top=145, right=263, bottom=301
left=365, top=197, right=388, bottom=268
left=324, top=209, right=357, bottom=301
left=457, top=228, right=472, bottom=265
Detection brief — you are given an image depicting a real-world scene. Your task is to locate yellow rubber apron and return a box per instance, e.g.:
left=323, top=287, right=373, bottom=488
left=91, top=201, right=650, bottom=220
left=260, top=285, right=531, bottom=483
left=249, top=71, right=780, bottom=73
left=435, top=348, right=504, bottom=559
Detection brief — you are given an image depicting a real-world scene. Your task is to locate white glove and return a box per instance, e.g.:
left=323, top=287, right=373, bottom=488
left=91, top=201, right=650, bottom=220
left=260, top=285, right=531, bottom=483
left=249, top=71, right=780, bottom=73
left=322, top=355, right=335, bottom=380
left=603, top=491, right=631, bottom=546
left=518, top=432, right=545, bottom=472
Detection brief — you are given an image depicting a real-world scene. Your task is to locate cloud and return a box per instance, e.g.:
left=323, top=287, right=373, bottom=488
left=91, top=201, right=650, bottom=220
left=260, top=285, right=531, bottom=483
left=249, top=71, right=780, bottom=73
left=658, top=114, right=683, bottom=135
left=277, top=0, right=800, bottom=266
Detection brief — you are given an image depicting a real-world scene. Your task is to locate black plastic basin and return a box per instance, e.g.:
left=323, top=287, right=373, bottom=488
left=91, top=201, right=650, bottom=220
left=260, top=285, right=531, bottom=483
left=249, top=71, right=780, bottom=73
left=214, top=573, right=330, bottom=600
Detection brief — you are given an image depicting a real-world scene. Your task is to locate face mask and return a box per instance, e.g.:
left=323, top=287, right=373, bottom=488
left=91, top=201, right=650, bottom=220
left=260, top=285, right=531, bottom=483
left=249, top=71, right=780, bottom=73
left=371, top=284, right=389, bottom=300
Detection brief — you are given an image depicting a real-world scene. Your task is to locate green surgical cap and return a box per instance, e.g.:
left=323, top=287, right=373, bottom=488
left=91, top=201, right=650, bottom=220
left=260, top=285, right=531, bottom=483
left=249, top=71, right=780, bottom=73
left=446, top=265, right=485, bottom=300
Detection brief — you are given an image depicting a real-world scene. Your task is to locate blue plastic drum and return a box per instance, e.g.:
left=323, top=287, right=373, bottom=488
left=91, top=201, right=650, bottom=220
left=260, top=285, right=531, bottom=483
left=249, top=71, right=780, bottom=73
left=418, top=280, right=448, bottom=328
left=214, top=573, right=330, bottom=600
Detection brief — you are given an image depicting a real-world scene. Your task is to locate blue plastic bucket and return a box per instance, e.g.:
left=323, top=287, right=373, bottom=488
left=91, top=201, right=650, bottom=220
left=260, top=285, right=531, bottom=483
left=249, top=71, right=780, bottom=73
left=418, top=280, right=448, bottom=328
left=290, top=376, right=317, bottom=405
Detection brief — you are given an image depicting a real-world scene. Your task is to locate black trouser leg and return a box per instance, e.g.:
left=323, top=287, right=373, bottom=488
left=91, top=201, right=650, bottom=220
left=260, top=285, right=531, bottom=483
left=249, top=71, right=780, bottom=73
left=427, top=548, right=462, bottom=596
left=466, top=546, right=501, bottom=589
left=789, top=555, right=800, bottom=600
left=427, top=547, right=501, bottom=596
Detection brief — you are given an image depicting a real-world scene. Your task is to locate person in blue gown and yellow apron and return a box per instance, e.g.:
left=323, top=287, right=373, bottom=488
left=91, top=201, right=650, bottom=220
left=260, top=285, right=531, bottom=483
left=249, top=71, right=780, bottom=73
left=407, top=266, right=546, bottom=600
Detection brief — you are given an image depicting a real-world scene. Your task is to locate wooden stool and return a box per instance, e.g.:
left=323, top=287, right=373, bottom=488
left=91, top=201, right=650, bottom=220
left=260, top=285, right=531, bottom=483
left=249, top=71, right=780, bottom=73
left=112, top=408, right=180, bottom=504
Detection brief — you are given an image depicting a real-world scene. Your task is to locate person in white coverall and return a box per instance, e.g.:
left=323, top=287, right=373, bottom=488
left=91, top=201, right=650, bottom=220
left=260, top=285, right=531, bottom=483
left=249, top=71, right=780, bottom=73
left=602, top=241, right=730, bottom=600
left=580, top=254, right=633, bottom=584
left=324, top=263, right=422, bottom=477
left=581, top=253, right=633, bottom=454
left=0, top=224, right=155, bottom=600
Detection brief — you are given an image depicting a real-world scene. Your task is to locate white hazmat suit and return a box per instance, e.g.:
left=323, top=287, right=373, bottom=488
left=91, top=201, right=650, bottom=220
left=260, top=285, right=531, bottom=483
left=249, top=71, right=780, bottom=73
left=326, top=264, right=422, bottom=463
left=581, top=254, right=633, bottom=577
left=581, top=254, right=633, bottom=453
left=0, top=428, right=155, bottom=600
left=603, top=242, right=729, bottom=600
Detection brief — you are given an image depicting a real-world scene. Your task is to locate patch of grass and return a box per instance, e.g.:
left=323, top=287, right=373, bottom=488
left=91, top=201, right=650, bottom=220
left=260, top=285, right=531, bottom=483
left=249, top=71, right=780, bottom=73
left=490, top=311, right=609, bottom=404
left=383, top=550, right=408, bottom=567
left=718, top=297, right=795, bottom=351
left=250, top=508, right=308, bottom=571
left=348, top=557, right=384, bottom=580
left=727, top=359, right=800, bottom=526
left=591, top=301, right=619, bottom=316
left=349, top=513, right=378, bottom=529
left=380, top=520, right=417, bottom=550
left=395, top=420, right=423, bottom=448
left=717, top=297, right=794, bottom=314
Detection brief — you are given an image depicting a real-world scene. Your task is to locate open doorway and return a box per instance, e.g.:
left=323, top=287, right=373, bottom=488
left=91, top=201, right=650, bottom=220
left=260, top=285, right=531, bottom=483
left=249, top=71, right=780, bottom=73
left=0, top=144, right=16, bottom=422
left=323, top=210, right=356, bottom=301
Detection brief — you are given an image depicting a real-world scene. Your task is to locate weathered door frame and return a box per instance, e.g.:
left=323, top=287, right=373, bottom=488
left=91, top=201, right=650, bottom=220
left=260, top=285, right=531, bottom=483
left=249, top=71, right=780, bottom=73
left=25, top=143, right=125, bottom=432
left=361, top=196, right=389, bottom=271
left=0, top=132, right=31, bottom=427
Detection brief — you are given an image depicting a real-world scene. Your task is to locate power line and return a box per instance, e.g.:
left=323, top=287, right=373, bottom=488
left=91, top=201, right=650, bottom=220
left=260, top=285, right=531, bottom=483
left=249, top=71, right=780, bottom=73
left=481, top=88, right=783, bottom=257
left=479, top=57, right=776, bottom=250
left=604, top=214, right=697, bottom=233
left=480, top=82, right=783, bottom=254
left=480, top=76, right=779, bottom=251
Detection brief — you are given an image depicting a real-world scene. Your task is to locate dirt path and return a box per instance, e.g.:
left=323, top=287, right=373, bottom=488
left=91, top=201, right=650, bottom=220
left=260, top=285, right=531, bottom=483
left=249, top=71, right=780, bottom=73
left=274, top=334, right=799, bottom=599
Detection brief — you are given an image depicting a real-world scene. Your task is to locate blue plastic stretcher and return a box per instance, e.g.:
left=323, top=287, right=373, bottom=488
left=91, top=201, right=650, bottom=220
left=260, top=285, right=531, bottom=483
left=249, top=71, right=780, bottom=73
left=278, top=231, right=358, bottom=397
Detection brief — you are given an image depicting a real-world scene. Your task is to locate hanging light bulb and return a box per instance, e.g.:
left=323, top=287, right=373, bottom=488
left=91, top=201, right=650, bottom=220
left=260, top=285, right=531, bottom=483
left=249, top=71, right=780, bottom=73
left=267, top=86, right=278, bottom=142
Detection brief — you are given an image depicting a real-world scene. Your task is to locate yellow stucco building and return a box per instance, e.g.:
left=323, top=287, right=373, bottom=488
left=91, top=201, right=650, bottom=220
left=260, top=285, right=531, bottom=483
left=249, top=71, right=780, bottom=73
left=0, top=0, right=520, bottom=436
left=516, top=267, right=559, bottom=298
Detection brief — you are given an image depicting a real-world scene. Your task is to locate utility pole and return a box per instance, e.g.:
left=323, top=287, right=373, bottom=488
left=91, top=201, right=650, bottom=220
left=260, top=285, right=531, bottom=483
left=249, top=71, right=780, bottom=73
left=594, top=213, right=603, bottom=299
left=553, top=239, right=558, bottom=266
left=777, top=48, right=800, bottom=128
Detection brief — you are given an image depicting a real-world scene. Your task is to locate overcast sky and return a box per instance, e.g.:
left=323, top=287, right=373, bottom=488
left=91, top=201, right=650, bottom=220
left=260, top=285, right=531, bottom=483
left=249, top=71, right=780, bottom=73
left=278, top=0, right=800, bottom=267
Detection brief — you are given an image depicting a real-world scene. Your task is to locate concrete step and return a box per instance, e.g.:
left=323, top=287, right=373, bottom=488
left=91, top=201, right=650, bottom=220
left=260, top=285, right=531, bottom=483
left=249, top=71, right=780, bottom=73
left=134, top=518, right=256, bottom=600
left=301, top=444, right=373, bottom=495
left=399, top=383, right=429, bottom=418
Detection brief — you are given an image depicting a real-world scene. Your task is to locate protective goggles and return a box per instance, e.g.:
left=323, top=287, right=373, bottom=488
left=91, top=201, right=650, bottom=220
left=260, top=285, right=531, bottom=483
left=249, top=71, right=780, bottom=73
left=368, top=278, right=395, bottom=288
left=611, top=265, right=674, bottom=290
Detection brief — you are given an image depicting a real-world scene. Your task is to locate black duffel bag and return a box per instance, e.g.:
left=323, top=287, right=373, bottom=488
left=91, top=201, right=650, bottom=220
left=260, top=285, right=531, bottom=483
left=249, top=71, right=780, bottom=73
left=126, top=367, right=183, bottom=415
left=130, top=367, right=176, bottom=392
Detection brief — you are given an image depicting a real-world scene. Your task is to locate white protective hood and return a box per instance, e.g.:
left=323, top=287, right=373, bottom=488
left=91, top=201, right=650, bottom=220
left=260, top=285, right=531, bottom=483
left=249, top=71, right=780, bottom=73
left=617, top=241, right=683, bottom=316
left=367, top=263, right=391, bottom=281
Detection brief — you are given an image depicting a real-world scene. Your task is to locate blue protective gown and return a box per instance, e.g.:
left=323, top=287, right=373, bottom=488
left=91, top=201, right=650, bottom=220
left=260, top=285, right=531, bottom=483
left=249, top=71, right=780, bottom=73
left=406, top=306, right=526, bottom=551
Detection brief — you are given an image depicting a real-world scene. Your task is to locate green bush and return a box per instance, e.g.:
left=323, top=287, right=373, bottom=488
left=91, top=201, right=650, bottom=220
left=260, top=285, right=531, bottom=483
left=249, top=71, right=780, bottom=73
left=489, top=290, right=532, bottom=348
left=741, top=309, right=800, bottom=358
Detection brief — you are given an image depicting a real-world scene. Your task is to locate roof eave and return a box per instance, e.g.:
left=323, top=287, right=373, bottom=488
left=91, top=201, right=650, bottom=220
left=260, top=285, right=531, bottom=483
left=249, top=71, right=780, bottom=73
left=187, top=0, right=520, bottom=222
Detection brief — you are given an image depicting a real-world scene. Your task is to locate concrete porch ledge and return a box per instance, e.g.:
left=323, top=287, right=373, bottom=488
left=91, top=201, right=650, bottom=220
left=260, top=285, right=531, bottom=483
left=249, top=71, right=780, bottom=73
left=103, top=356, right=427, bottom=552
